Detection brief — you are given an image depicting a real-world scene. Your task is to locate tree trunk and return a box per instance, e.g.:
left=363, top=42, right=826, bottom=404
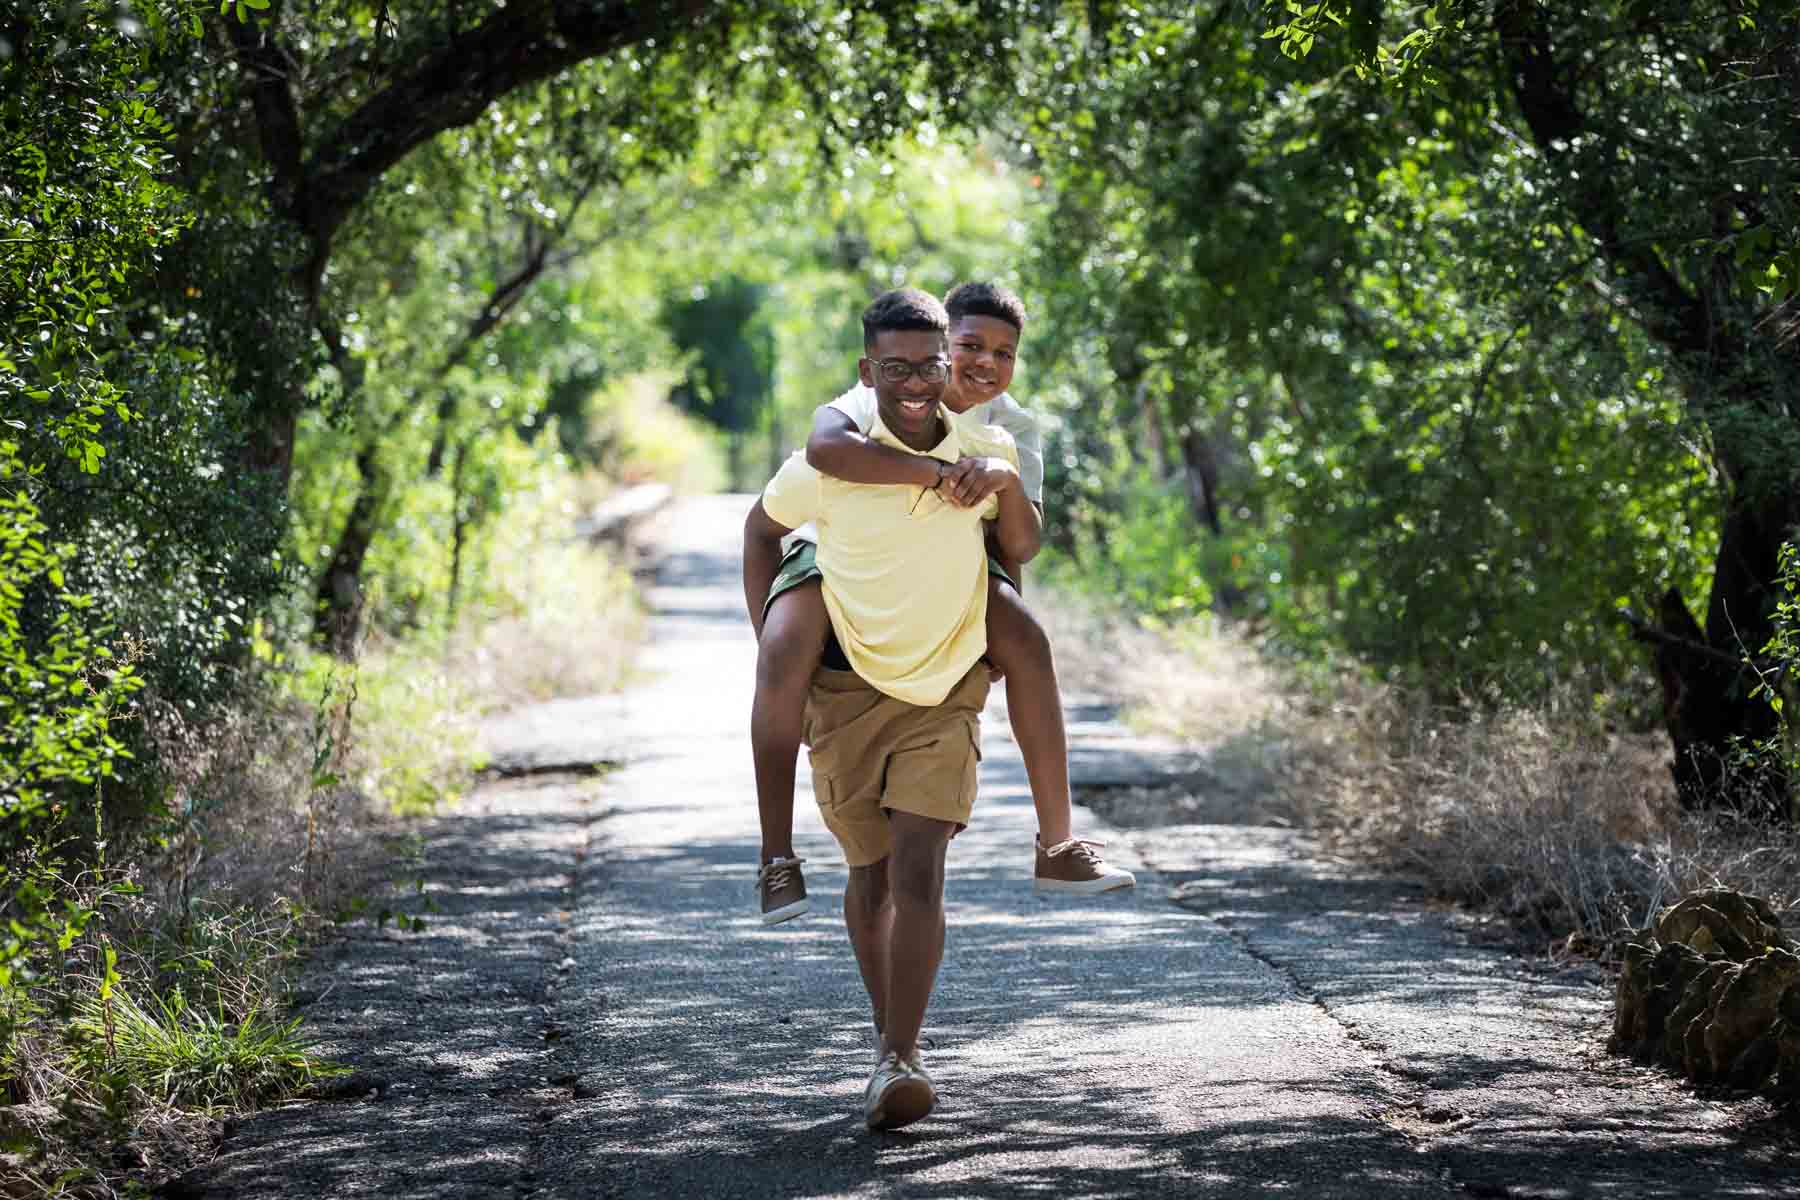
left=767, top=397, right=785, bottom=480
left=313, top=442, right=384, bottom=656
left=446, top=439, right=469, bottom=628
left=1179, top=425, right=1223, bottom=536
left=1132, top=376, right=1168, bottom=474
left=726, top=431, right=745, bottom=493
left=1649, top=496, right=1794, bottom=817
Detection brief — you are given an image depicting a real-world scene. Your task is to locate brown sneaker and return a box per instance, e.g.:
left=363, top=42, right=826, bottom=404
left=864, top=1050, right=935, bottom=1131
left=755, top=856, right=809, bottom=925
left=1035, top=837, right=1136, bottom=894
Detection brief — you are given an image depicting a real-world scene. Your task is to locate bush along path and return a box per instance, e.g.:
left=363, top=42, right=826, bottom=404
left=187, top=495, right=1797, bottom=1199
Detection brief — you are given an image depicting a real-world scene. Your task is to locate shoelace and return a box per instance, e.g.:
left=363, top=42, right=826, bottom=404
left=1044, top=837, right=1107, bottom=863
left=755, top=856, right=805, bottom=892
left=875, top=1050, right=929, bottom=1080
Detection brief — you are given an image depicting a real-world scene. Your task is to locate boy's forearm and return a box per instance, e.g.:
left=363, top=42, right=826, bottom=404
left=808, top=427, right=944, bottom=489
left=990, top=484, right=1042, bottom=565
left=984, top=527, right=1025, bottom=595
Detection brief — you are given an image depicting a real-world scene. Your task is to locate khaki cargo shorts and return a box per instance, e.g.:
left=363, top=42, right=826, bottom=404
left=802, top=664, right=990, bottom=868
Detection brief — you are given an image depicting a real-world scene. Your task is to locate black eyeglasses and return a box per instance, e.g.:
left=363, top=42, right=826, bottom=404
left=868, top=356, right=950, bottom=384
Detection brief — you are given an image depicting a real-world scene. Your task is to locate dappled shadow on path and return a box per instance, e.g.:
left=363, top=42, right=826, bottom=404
left=522, top=810, right=1797, bottom=1199
left=194, top=777, right=597, bottom=1200
left=191, top=758, right=1797, bottom=1199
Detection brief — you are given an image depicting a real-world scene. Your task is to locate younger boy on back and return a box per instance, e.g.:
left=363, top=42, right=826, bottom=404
left=742, top=287, right=1030, bottom=1128
left=750, top=282, right=1132, bottom=924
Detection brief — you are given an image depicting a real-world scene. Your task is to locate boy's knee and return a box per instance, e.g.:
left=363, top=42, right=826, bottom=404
left=845, top=858, right=890, bottom=918
left=756, top=588, right=829, bottom=690
left=986, top=589, right=1052, bottom=673
left=887, top=816, right=951, bottom=902
left=754, top=643, right=815, bottom=694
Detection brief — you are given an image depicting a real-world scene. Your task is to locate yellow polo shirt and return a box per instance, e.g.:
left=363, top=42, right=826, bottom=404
left=760, top=408, right=1019, bottom=706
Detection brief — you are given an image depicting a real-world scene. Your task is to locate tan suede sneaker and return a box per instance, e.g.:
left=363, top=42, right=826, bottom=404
left=865, top=1050, right=935, bottom=1131
left=755, top=856, right=809, bottom=925
left=1035, top=837, right=1136, bottom=894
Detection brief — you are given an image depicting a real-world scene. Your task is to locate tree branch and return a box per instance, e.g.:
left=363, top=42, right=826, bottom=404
left=299, top=0, right=716, bottom=246
left=1618, top=604, right=1758, bottom=671
left=1493, top=1, right=1712, bottom=359
left=419, top=225, right=560, bottom=476
left=225, top=3, right=307, bottom=216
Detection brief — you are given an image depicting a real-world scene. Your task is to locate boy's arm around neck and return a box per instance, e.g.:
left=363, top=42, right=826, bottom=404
left=805, top=406, right=943, bottom=489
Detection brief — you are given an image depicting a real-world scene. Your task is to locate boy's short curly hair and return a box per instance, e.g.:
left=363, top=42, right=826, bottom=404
left=862, top=288, right=950, bottom=349
left=944, top=281, right=1027, bottom=333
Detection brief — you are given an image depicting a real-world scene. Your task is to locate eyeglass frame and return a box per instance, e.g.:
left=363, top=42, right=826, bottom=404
left=863, top=355, right=951, bottom=384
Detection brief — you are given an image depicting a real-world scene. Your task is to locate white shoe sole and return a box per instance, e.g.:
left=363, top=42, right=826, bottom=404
left=1034, top=873, right=1136, bottom=895
left=760, top=897, right=810, bottom=925
left=866, top=1075, right=936, bottom=1131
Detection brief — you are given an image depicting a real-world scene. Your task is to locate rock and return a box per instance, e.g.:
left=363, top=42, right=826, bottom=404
left=1610, top=933, right=1661, bottom=1052
left=1775, top=1018, right=1800, bottom=1096
left=1633, top=941, right=1711, bottom=1060
left=1705, top=948, right=1800, bottom=1085
left=309, top=1070, right=389, bottom=1101
left=1611, top=888, right=1800, bottom=1098
left=1664, top=959, right=1732, bottom=1076
left=1654, top=889, right=1789, bottom=961
left=1726, top=1027, right=1780, bottom=1091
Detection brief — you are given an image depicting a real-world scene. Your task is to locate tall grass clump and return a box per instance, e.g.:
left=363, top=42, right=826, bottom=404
left=66, top=987, right=330, bottom=1111
left=1301, top=691, right=1800, bottom=943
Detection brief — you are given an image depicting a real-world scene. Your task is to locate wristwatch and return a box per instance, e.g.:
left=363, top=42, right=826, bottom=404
left=932, top=460, right=951, bottom=489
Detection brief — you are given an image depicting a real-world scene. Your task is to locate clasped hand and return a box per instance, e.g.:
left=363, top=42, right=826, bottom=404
left=933, top=456, right=1017, bottom=508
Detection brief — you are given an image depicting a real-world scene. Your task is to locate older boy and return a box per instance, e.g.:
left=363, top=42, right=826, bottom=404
left=751, top=282, right=1132, bottom=925
left=742, top=288, right=1031, bottom=1129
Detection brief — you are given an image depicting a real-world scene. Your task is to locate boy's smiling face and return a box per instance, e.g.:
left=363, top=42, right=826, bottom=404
left=946, top=315, right=1019, bottom=413
left=859, top=328, right=950, bottom=449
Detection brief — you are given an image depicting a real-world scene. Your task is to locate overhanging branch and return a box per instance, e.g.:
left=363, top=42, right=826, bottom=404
left=299, top=0, right=715, bottom=246
left=225, top=2, right=306, bottom=213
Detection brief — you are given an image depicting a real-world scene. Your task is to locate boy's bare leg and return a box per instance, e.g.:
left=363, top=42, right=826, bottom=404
left=751, top=580, right=830, bottom=864
left=879, top=811, right=954, bottom=1063
left=985, top=580, right=1073, bottom=846
left=842, top=857, right=893, bottom=1042
left=987, top=582, right=1135, bottom=892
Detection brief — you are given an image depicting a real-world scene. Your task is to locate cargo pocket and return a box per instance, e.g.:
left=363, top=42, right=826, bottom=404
left=810, top=770, right=837, bottom=810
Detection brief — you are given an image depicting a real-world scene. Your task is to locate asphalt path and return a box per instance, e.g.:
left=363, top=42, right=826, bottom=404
left=193, top=494, right=1797, bottom=1200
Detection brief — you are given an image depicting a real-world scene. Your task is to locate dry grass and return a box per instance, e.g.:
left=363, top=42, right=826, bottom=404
left=1037, top=578, right=1800, bottom=949
left=1031, top=586, right=1282, bottom=743
left=444, top=538, right=645, bottom=712
left=1302, top=691, right=1800, bottom=944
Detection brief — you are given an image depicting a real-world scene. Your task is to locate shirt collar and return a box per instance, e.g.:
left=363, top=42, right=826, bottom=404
left=869, top=405, right=964, bottom=463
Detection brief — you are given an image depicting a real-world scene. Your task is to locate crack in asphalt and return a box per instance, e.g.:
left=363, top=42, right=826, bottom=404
left=516, top=776, right=603, bottom=1198
left=1167, top=883, right=1486, bottom=1200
